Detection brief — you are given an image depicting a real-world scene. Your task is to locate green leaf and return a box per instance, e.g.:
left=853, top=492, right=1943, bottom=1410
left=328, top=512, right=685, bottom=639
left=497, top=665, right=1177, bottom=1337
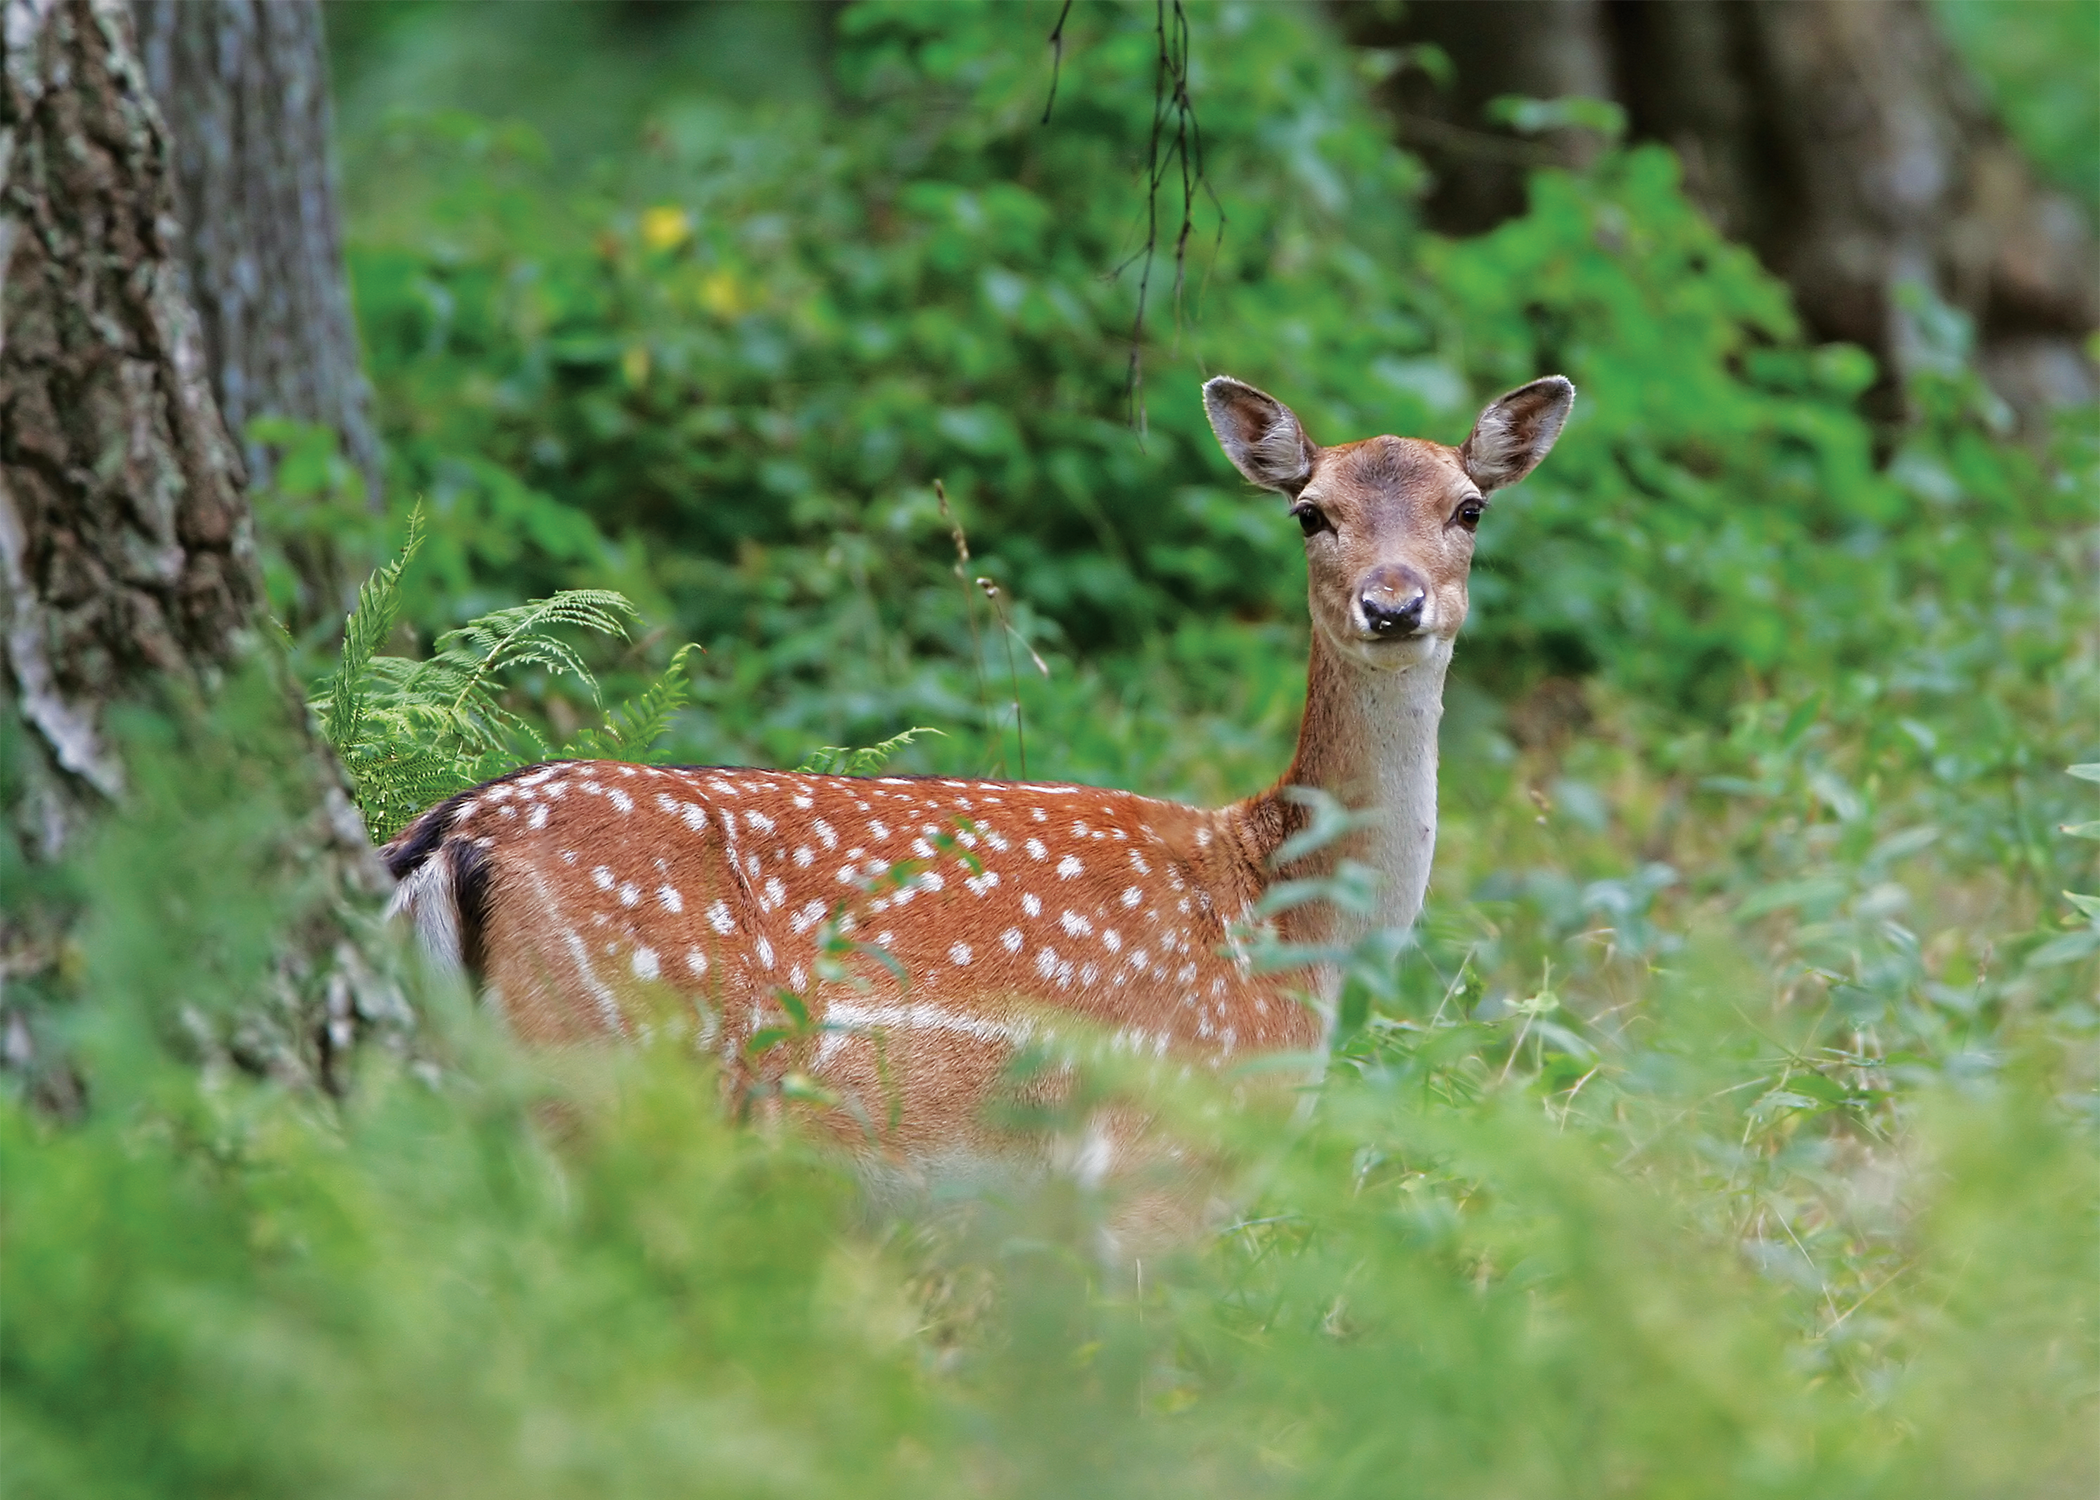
left=795, top=727, right=943, bottom=776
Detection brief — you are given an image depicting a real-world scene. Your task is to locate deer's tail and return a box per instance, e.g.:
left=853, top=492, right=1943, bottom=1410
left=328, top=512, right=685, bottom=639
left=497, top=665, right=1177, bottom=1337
left=382, top=787, right=498, bottom=978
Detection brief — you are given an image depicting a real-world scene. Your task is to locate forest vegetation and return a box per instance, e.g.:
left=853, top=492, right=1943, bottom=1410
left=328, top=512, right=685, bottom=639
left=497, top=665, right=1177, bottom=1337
left=3, top=2, right=2094, bottom=1494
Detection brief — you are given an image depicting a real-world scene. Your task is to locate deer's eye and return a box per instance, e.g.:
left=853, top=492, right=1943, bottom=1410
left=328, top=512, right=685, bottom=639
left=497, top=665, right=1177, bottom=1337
left=1453, top=497, right=1486, bottom=531
left=1292, top=503, right=1331, bottom=538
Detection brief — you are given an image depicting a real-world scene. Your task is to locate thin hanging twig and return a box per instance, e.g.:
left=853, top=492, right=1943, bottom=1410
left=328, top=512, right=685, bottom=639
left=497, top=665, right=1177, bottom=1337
left=1040, top=0, right=1076, bottom=125
left=1037, top=0, right=1221, bottom=436
left=1111, top=0, right=1221, bottom=436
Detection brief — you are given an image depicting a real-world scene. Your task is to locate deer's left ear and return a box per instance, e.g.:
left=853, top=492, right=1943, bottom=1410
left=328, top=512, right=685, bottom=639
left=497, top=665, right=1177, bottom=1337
left=1461, top=376, right=1575, bottom=492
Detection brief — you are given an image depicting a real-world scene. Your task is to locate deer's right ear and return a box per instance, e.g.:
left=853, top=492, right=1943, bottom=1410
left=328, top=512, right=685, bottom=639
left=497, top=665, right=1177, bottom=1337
left=1203, top=376, right=1317, bottom=494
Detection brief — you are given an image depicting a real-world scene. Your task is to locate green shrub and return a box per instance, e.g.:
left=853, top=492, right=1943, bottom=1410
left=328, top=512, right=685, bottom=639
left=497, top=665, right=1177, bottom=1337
left=330, top=0, right=2084, bottom=757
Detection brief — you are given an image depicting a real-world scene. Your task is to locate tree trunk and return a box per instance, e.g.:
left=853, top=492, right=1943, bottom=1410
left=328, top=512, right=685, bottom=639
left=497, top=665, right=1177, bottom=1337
left=1346, top=0, right=2098, bottom=425
left=131, top=0, right=379, bottom=509
left=1, top=0, right=397, bottom=1105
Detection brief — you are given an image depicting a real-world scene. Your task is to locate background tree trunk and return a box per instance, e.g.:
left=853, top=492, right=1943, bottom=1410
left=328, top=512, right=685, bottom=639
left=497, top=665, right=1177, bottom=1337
left=1346, top=0, right=2098, bottom=425
left=131, top=0, right=379, bottom=510
left=1, top=0, right=396, bottom=1105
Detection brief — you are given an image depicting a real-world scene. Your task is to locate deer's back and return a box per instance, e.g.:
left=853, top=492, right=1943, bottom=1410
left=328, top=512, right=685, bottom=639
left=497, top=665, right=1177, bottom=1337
left=384, top=760, right=1317, bottom=1152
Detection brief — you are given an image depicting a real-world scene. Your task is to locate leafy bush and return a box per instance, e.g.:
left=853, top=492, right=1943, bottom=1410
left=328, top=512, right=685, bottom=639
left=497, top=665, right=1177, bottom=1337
left=331, top=0, right=2081, bottom=756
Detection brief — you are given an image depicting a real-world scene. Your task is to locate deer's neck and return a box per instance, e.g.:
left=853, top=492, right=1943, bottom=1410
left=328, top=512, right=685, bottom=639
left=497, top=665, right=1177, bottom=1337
left=1232, top=631, right=1447, bottom=943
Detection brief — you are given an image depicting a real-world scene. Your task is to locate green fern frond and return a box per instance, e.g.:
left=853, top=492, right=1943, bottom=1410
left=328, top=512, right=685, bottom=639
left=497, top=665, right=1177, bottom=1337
left=322, top=506, right=425, bottom=750
left=795, top=726, right=943, bottom=777
left=566, top=643, right=701, bottom=762
left=431, top=592, right=638, bottom=713
left=313, top=522, right=669, bottom=839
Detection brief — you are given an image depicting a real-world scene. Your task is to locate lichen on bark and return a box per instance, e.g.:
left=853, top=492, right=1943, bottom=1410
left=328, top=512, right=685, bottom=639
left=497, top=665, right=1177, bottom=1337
left=1, top=0, right=402, bottom=1101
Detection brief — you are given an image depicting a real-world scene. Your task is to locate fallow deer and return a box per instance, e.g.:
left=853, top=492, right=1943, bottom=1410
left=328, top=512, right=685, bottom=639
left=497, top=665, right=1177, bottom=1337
left=384, top=375, right=1575, bottom=1162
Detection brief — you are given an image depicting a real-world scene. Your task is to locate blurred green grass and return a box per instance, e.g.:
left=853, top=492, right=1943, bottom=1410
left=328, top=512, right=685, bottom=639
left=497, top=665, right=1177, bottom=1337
left=3, top=2, right=2094, bottom=1494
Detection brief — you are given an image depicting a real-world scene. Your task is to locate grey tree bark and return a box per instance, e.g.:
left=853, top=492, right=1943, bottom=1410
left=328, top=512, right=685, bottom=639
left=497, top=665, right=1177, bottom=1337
left=131, top=0, right=379, bottom=508
left=1345, top=0, right=2098, bottom=425
left=1, top=0, right=396, bottom=1106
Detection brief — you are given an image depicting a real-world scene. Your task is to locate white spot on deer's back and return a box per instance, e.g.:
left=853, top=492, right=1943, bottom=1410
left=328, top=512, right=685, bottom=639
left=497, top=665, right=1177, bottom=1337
left=911, top=837, right=935, bottom=859
left=529, top=805, right=549, bottom=829
left=609, top=789, right=634, bottom=813
left=917, top=871, right=944, bottom=893
left=763, top=876, right=786, bottom=910
left=868, top=818, right=890, bottom=840
left=965, top=870, right=1000, bottom=896
left=984, top=831, right=1010, bottom=852
left=756, top=937, right=775, bottom=971
left=707, top=900, right=735, bottom=935
left=657, top=886, right=684, bottom=913
left=593, top=866, right=615, bottom=890
left=949, top=942, right=972, bottom=966
left=1103, top=929, right=1122, bottom=953
left=813, top=818, right=838, bottom=849
left=618, top=882, right=641, bottom=907
left=1032, top=809, right=1048, bottom=823
left=1060, top=911, right=1092, bottom=937
left=1056, top=855, right=1083, bottom=879
left=791, top=900, right=827, bottom=934
left=793, top=794, right=813, bottom=809
left=745, top=810, right=775, bottom=833
left=1025, top=838, right=1047, bottom=860
left=1121, top=887, right=1142, bottom=907
left=685, top=947, right=709, bottom=977
left=794, top=846, right=813, bottom=868
left=1130, top=851, right=1150, bottom=874
left=682, top=803, right=708, bottom=831
left=1001, top=927, right=1023, bottom=953
left=1036, top=947, right=1058, bottom=978
left=632, top=947, right=660, bottom=980
left=1022, top=893, right=1043, bottom=917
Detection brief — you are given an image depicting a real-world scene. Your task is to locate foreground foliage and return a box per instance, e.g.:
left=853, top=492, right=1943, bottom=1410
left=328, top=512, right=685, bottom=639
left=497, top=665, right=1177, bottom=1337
left=4, top=638, right=2094, bottom=1495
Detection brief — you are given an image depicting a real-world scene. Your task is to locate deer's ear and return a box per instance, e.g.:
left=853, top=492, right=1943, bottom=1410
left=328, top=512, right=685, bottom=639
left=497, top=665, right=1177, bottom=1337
left=1461, top=376, right=1575, bottom=492
left=1203, top=376, right=1318, bottom=494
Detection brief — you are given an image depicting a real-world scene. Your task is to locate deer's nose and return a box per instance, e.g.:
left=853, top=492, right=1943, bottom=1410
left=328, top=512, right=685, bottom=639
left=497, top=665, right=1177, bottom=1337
left=1361, top=588, right=1425, bottom=636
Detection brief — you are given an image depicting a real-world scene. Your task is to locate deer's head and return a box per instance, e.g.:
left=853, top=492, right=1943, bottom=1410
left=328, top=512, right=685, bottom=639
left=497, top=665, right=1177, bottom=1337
left=1203, top=375, right=1575, bottom=672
